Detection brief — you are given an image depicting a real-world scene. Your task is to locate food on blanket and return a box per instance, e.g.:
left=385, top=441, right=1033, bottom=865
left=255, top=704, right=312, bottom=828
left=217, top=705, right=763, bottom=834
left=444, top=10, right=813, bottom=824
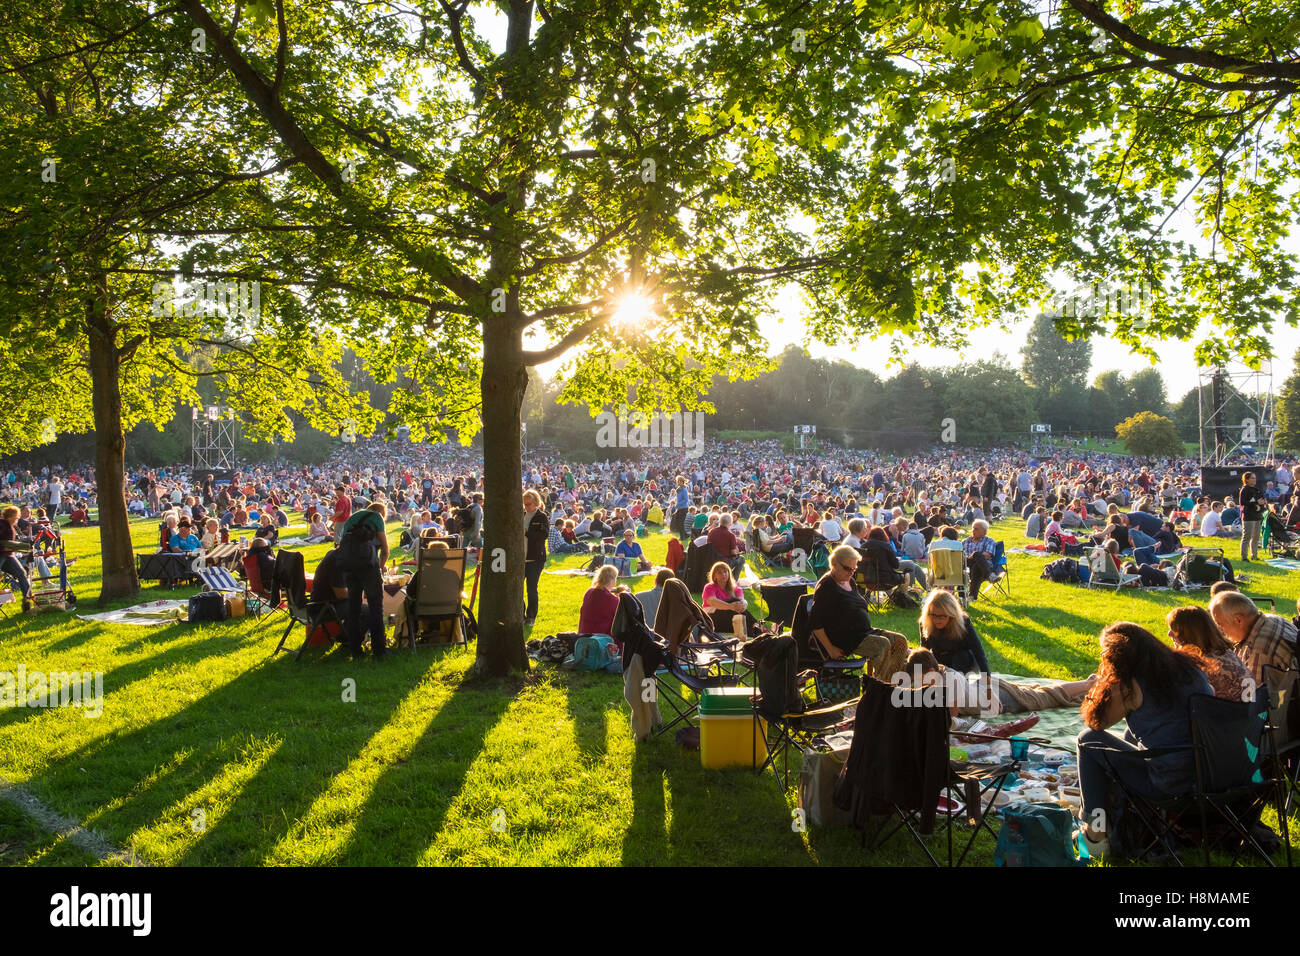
left=952, top=713, right=1040, bottom=742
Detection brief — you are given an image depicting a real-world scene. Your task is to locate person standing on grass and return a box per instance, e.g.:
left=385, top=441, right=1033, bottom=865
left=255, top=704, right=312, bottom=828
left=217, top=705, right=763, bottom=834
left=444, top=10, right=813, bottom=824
left=1238, top=470, right=1263, bottom=562
left=339, top=504, right=389, bottom=660
left=523, top=489, right=549, bottom=628
left=331, top=485, right=352, bottom=544
left=672, top=475, right=691, bottom=541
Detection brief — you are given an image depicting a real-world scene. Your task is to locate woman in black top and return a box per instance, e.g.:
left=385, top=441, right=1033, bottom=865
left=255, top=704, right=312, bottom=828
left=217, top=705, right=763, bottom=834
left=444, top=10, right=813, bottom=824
left=523, top=489, right=549, bottom=627
left=1239, top=470, right=1263, bottom=562
left=918, top=588, right=990, bottom=674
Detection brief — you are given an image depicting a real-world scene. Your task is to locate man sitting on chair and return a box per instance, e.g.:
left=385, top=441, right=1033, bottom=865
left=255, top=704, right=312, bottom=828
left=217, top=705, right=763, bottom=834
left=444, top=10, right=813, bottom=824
left=311, top=543, right=350, bottom=621
left=961, top=520, right=997, bottom=603
left=706, top=512, right=745, bottom=576
left=808, top=545, right=909, bottom=681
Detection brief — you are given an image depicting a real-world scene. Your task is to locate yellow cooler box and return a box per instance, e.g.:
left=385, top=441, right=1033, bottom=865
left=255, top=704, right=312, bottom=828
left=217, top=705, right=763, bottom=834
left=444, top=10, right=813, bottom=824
left=699, top=687, right=768, bottom=769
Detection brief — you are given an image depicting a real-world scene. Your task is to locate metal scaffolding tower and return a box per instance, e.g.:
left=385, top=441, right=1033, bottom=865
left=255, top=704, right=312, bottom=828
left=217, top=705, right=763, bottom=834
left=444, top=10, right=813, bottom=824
left=1197, top=362, right=1275, bottom=465
left=191, top=407, right=238, bottom=473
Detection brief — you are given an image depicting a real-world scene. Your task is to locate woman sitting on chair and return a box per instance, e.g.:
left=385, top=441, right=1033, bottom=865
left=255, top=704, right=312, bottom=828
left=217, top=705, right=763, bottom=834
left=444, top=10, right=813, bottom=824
left=1165, top=605, right=1251, bottom=701
left=701, top=561, right=757, bottom=639
left=578, top=564, right=627, bottom=638
left=1076, top=622, right=1212, bottom=858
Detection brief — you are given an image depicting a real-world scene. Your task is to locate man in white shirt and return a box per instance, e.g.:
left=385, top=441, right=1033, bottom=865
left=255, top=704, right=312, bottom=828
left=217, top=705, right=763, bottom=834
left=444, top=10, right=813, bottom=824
left=1200, top=503, right=1233, bottom=538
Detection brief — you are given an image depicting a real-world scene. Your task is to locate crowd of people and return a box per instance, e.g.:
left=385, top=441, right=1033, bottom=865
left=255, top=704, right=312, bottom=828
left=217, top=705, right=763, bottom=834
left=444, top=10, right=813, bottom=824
left=4, top=435, right=1299, bottom=859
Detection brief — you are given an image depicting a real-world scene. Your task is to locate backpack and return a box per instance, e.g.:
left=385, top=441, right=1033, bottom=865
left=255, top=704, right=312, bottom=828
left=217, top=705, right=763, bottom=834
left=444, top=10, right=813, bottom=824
left=187, top=590, right=228, bottom=623
left=888, top=584, right=922, bottom=609
left=754, top=634, right=804, bottom=719
left=564, top=634, right=622, bottom=673
left=336, top=526, right=378, bottom=575
left=993, top=802, right=1089, bottom=867
left=1041, top=558, right=1080, bottom=585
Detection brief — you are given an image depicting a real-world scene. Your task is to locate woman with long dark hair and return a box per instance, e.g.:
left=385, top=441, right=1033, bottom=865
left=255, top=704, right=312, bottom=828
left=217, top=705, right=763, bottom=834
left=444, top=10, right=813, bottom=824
left=1166, top=605, right=1250, bottom=701
left=1076, top=622, right=1212, bottom=856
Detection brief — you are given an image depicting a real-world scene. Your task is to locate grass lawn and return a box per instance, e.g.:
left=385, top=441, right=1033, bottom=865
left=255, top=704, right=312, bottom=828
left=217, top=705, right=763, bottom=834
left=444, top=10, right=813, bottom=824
left=0, top=514, right=1296, bottom=866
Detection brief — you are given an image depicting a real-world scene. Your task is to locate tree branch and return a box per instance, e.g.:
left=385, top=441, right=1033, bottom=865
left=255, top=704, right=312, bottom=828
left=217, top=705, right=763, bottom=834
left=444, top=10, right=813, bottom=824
left=522, top=311, right=611, bottom=365
left=1068, top=0, right=1300, bottom=84
left=272, top=0, right=288, bottom=95
left=437, top=0, right=486, bottom=87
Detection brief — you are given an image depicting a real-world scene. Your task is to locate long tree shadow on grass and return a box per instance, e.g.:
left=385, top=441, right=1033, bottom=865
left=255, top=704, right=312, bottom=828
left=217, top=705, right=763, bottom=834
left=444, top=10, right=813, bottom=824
left=565, top=670, right=611, bottom=760
left=620, top=697, right=799, bottom=866
left=0, top=626, right=251, bottom=734
left=22, top=647, right=417, bottom=865
left=332, top=672, right=519, bottom=865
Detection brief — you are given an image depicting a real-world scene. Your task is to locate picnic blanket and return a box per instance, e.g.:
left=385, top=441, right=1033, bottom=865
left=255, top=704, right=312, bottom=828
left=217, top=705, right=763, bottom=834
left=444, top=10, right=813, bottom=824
left=544, top=567, right=658, bottom=578
left=76, top=599, right=188, bottom=626
left=1267, top=557, right=1300, bottom=571
left=980, top=673, right=1125, bottom=754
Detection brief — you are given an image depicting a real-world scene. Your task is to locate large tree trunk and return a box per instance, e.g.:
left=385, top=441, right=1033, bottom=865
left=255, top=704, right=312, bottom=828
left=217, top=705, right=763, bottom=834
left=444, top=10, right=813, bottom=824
left=85, top=287, right=139, bottom=604
left=474, top=318, right=531, bottom=676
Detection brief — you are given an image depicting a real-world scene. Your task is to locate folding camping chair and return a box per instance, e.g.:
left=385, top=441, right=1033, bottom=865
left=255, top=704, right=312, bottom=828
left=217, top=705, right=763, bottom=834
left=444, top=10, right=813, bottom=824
left=1262, top=664, right=1300, bottom=821
left=981, top=540, right=1010, bottom=601
left=681, top=540, right=725, bottom=593
left=1266, top=512, right=1300, bottom=558
left=1080, top=691, right=1285, bottom=866
left=744, top=529, right=778, bottom=577
left=405, top=546, right=473, bottom=651
left=1177, top=546, right=1230, bottom=587
left=242, top=553, right=284, bottom=622
left=751, top=634, right=859, bottom=791
left=271, top=551, right=343, bottom=661
left=853, top=547, right=904, bottom=613
left=27, top=536, right=76, bottom=612
left=136, top=550, right=197, bottom=589
left=928, top=548, right=970, bottom=608
left=791, top=592, right=866, bottom=702
left=1085, top=548, right=1141, bottom=591
left=419, top=530, right=461, bottom=550
left=653, top=632, right=747, bottom=738
left=841, top=677, right=1020, bottom=867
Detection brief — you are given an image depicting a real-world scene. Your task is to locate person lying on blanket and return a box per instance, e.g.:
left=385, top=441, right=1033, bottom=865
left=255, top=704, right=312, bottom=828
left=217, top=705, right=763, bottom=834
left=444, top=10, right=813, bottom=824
left=907, top=644, right=1097, bottom=717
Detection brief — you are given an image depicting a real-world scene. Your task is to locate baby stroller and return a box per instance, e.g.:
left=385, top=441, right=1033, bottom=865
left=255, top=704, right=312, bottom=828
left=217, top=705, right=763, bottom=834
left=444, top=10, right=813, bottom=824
left=1266, top=510, right=1300, bottom=558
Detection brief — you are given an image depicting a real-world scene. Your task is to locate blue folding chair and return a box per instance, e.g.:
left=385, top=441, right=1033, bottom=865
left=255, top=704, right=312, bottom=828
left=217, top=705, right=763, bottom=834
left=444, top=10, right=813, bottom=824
left=981, top=540, right=1010, bottom=601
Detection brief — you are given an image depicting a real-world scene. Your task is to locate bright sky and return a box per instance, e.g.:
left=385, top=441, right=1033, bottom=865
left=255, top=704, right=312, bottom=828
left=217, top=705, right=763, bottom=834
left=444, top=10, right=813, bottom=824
left=757, top=290, right=1300, bottom=401
left=479, top=7, right=1299, bottom=401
